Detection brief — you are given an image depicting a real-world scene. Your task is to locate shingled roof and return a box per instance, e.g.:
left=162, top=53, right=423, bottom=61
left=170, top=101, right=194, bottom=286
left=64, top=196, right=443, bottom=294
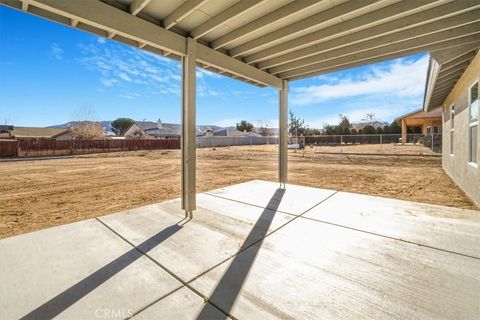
left=0, top=126, right=69, bottom=139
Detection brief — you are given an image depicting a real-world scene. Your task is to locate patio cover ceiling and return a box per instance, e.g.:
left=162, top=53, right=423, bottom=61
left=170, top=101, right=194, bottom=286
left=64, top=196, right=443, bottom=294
left=2, top=0, right=480, bottom=89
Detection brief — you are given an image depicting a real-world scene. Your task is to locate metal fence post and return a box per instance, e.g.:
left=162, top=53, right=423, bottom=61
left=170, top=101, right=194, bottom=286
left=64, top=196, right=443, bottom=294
left=380, top=134, right=382, bottom=152
left=431, top=133, right=434, bottom=153
left=340, top=135, right=343, bottom=153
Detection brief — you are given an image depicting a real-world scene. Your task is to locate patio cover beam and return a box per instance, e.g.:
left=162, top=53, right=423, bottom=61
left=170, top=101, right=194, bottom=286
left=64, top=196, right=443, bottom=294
left=241, top=0, right=436, bottom=63
left=181, top=37, right=197, bottom=218
left=282, top=33, right=480, bottom=80
left=431, top=42, right=480, bottom=63
left=227, top=0, right=379, bottom=58
left=130, top=0, right=151, bottom=16
left=279, top=21, right=480, bottom=78
left=189, top=0, right=265, bottom=39
left=210, top=0, right=319, bottom=50
left=17, top=0, right=282, bottom=89
left=162, top=0, right=208, bottom=29
left=263, top=6, right=480, bottom=73
left=163, top=0, right=209, bottom=30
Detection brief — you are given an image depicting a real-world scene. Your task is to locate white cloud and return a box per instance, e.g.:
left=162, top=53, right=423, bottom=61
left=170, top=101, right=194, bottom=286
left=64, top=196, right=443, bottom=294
left=100, top=78, right=119, bottom=87
left=118, top=72, right=132, bottom=82
left=196, top=69, right=224, bottom=97
left=50, top=43, right=64, bottom=60
left=291, top=55, right=429, bottom=106
left=197, top=68, right=223, bottom=79
left=78, top=41, right=182, bottom=98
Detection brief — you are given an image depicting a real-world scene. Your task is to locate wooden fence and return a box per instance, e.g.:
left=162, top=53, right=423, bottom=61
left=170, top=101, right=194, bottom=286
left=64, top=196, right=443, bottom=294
left=0, top=139, right=180, bottom=158
left=0, top=141, right=19, bottom=157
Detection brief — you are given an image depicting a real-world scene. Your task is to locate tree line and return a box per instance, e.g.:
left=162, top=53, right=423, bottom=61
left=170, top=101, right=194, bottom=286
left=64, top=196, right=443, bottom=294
left=289, top=112, right=401, bottom=136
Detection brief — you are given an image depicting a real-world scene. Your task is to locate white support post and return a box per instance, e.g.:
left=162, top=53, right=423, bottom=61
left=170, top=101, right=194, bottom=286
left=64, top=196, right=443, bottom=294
left=181, top=37, right=196, bottom=218
left=279, top=80, right=288, bottom=187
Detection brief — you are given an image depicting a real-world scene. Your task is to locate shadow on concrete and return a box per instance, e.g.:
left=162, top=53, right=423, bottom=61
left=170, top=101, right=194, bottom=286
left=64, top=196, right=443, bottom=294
left=196, top=188, right=285, bottom=320
left=21, top=220, right=185, bottom=320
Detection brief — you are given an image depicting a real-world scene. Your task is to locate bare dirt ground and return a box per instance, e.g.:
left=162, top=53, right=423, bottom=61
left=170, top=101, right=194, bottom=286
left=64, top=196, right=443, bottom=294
left=0, top=146, right=477, bottom=239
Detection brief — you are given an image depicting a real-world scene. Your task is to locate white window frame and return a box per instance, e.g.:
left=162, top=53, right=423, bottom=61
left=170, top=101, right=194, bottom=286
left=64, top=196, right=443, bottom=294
left=468, top=80, right=478, bottom=166
left=450, top=104, right=455, bottom=156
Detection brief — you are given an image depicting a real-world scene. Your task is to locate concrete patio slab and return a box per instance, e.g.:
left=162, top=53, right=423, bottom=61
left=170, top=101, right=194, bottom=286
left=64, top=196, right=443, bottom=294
left=303, top=191, right=480, bottom=258
left=205, top=180, right=336, bottom=215
left=2, top=180, right=479, bottom=319
left=190, top=216, right=480, bottom=320
left=98, top=192, right=294, bottom=282
left=0, top=219, right=183, bottom=320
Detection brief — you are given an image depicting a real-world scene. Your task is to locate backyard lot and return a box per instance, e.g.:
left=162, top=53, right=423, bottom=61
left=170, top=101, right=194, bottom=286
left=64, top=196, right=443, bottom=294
left=0, top=146, right=477, bottom=239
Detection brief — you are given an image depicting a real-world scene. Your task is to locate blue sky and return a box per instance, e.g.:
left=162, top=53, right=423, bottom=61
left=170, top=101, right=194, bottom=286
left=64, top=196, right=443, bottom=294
left=0, top=6, right=429, bottom=129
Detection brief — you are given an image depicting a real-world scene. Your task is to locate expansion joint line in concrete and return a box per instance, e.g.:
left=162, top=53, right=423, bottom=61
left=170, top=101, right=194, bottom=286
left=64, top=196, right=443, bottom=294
left=95, top=191, right=338, bottom=319
left=95, top=218, right=230, bottom=320
left=205, top=192, right=480, bottom=261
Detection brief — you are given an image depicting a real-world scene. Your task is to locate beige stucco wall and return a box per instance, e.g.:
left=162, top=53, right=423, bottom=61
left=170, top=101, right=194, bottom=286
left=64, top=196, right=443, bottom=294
left=442, top=51, right=480, bottom=206
left=421, top=120, right=442, bottom=134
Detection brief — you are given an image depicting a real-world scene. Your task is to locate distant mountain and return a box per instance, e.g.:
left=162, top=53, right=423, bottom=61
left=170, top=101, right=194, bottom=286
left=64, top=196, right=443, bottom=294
left=49, top=121, right=114, bottom=133
left=196, top=124, right=223, bottom=133
left=350, top=121, right=389, bottom=130
left=49, top=121, right=224, bottom=134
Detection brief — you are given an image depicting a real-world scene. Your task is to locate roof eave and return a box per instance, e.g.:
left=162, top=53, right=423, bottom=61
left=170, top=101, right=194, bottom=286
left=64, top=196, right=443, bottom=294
left=423, top=57, right=442, bottom=113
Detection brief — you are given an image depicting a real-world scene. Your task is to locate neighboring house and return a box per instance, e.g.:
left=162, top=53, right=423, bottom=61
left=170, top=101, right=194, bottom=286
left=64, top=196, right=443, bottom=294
left=197, top=125, right=222, bottom=136
left=423, top=45, right=479, bottom=206
left=395, top=108, right=442, bottom=143
left=124, top=121, right=181, bottom=139
left=0, top=126, right=70, bottom=140
left=213, top=128, right=261, bottom=137
left=0, top=125, right=14, bottom=137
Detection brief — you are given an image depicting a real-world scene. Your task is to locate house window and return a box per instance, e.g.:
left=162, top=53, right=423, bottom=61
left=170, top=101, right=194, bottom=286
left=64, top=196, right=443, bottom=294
left=426, top=126, right=431, bottom=135
left=450, top=105, right=455, bottom=155
left=469, top=82, right=478, bottom=164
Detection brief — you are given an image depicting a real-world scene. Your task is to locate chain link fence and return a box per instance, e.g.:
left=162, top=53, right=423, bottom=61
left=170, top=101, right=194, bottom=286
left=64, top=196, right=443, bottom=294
left=196, top=134, right=442, bottom=155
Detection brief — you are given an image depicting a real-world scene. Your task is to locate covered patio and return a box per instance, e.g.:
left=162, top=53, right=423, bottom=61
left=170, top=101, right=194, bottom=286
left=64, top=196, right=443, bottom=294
left=2, top=0, right=480, bottom=216
left=1, top=180, right=480, bottom=319
left=1, top=0, right=480, bottom=319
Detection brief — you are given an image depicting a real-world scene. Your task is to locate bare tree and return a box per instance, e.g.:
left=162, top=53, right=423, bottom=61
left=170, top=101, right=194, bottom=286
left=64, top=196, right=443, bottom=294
left=289, top=111, right=305, bottom=135
left=258, top=121, right=271, bottom=136
left=363, top=113, right=377, bottom=123
left=69, top=121, right=104, bottom=140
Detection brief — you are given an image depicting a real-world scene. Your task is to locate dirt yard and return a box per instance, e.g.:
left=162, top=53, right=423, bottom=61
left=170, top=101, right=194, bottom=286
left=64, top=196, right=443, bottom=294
left=232, top=143, right=438, bottom=155
left=0, top=147, right=477, bottom=238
